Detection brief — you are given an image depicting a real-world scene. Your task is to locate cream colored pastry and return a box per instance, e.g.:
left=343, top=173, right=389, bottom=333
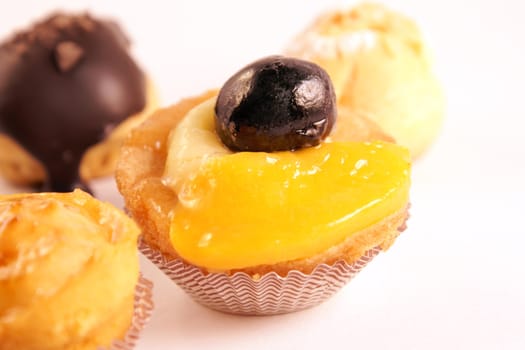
left=0, top=189, right=140, bottom=350
left=285, top=2, right=445, bottom=158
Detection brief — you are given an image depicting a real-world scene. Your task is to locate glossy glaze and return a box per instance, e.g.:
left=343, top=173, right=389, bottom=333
left=215, top=56, right=336, bottom=152
left=168, top=140, right=410, bottom=270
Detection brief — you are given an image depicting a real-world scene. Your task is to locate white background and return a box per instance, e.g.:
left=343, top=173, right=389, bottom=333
left=1, top=0, right=525, bottom=349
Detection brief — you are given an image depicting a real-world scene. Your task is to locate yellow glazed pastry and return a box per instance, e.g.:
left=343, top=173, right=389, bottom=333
left=163, top=98, right=410, bottom=272
left=0, top=189, right=140, bottom=350
left=117, top=56, right=410, bottom=315
left=117, top=56, right=410, bottom=277
left=285, top=3, right=444, bottom=158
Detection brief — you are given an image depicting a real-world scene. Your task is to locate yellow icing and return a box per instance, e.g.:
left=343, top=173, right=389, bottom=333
left=164, top=100, right=410, bottom=270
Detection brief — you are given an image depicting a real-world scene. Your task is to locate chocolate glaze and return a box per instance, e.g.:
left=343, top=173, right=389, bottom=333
left=0, top=13, right=146, bottom=192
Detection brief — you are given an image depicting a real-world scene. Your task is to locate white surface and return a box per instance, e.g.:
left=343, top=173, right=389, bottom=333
left=1, top=0, right=525, bottom=349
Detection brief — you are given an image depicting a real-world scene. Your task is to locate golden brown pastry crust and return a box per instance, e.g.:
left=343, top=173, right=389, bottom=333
left=0, top=190, right=140, bottom=350
left=116, top=90, right=408, bottom=276
left=0, top=135, right=46, bottom=185
left=0, top=78, right=158, bottom=186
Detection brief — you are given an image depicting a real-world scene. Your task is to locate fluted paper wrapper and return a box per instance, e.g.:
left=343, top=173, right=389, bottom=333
left=105, top=275, right=154, bottom=350
left=140, top=240, right=380, bottom=316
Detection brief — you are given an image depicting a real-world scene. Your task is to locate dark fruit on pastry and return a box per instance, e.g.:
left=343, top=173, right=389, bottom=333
left=215, top=55, right=336, bottom=152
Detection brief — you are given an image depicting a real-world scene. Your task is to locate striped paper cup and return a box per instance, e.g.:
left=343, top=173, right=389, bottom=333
left=107, top=275, right=154, bottom=349
left=140, top=241, right=381, bottom=316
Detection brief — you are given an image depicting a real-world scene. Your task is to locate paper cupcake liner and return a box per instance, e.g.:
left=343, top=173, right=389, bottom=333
left=106, top=275, right=154, bottom=350
left=140, top=240, right=381, bottom=316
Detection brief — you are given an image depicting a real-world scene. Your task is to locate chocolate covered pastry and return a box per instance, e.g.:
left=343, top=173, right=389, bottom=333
left=0, top=12, right=156, bottom=192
